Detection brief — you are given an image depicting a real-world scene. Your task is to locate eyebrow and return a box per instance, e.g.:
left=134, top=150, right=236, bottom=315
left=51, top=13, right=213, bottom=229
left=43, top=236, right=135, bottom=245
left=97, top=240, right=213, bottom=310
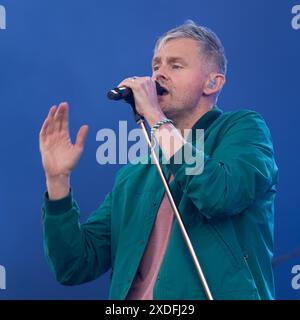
left=152, top=56, right=187, bottom=66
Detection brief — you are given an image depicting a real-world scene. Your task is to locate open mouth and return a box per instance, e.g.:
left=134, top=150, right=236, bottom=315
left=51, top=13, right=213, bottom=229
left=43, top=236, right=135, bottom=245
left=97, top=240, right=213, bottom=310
left=156, top=82, right=169, bottom=96
left=159, top=85, right=169, bottom=96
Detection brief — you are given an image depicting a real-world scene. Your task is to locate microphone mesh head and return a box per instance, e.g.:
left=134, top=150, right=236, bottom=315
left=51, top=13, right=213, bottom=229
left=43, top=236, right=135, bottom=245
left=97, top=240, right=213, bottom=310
left=107, top=88, right=122, bottom=100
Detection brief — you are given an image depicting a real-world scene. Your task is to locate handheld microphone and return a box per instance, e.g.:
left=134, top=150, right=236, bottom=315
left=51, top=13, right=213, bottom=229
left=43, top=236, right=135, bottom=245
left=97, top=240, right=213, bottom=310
left=107, top=81, right=167, bottom=101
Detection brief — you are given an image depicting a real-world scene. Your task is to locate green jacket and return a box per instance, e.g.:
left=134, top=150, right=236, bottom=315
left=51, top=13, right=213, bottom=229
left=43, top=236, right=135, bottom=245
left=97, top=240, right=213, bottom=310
left=42, top=106, right=278, bottom=300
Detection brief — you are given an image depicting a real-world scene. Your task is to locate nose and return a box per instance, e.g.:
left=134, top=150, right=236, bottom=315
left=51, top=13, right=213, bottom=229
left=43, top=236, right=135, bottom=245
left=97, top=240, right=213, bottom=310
left=152, top=65, right=169, bottom=82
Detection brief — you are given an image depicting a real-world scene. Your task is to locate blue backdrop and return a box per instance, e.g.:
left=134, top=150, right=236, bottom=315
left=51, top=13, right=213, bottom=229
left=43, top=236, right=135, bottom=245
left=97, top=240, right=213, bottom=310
left=0, top=0, right=299, bottom=299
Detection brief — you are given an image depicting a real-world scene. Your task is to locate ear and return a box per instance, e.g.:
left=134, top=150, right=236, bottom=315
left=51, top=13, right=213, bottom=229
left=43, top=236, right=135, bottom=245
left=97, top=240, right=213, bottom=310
left=203, top=73, right=225, bottom=96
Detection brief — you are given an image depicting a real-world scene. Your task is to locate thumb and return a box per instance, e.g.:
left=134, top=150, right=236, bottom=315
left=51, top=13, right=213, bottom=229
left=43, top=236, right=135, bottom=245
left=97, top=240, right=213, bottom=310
left=75, top=125, right=89, bottom=149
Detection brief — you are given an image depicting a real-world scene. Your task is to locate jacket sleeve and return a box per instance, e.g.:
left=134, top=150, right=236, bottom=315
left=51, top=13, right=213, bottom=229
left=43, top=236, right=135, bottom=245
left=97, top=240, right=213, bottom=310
left=166, top=110, right=278, bottom=219
left=42, top=190, right=112, bottom=285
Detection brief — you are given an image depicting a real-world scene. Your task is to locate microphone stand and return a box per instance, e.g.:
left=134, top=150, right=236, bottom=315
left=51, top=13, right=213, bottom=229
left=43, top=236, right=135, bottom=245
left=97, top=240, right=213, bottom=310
left=125, top=97, right=213, bottom=300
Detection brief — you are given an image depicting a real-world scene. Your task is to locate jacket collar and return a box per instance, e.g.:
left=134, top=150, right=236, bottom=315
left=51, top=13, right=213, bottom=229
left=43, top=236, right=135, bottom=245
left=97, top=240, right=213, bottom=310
left=148, top=105, right=223, bottom=163
left=181, top=105, right=223, bottom=145
left=191, top=105, right=223, bottom=132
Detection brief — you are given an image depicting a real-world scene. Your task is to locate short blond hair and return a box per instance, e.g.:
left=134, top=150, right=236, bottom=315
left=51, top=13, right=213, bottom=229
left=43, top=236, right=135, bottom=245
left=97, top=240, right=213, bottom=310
left=155, top=20, right=227, bottom=75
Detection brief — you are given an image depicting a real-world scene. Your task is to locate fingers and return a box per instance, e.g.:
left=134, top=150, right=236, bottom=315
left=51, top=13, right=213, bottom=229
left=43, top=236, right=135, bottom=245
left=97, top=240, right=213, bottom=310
left=41, top=102, right=85, bottom=148
left=42, top=102, right=68, bottom=137
left=60, top=103, right=69, bottom=132
left=44, top=105, right=57, bottom=135
left=75, top=125, right=89, bottom=149
left=118, top=77, right=137, bottom=89
left=117, top=76, right=146, bottom=91
left=53, top=102, right=68, bottom=133
left=118, top=76, right=155, bottom=94
left=39, top=118, right=49, bottom=139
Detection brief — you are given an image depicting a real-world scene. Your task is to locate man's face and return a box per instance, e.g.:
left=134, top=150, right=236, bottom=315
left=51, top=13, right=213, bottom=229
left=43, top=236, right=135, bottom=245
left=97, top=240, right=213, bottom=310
left=152, top=38, right=208, bottom=119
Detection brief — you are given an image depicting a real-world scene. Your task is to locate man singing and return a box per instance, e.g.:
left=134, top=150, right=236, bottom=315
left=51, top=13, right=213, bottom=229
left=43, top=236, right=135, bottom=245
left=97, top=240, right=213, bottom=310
left=39, top=20, right=278, bottom=299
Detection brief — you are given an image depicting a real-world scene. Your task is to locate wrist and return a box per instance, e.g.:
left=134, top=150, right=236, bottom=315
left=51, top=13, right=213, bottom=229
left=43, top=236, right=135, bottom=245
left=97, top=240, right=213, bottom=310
left=46, top=174, right=70, bottom=200
left=151, top=118, right=174, bottom=139
left=46, top=173, right=70, bottom=183
left=145, top=110, right=167, bottom=128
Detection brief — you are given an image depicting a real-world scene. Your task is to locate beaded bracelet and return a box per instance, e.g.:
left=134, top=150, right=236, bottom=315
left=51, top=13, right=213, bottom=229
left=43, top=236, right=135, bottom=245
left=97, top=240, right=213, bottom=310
left=150, top=118, right=174, bottom=149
